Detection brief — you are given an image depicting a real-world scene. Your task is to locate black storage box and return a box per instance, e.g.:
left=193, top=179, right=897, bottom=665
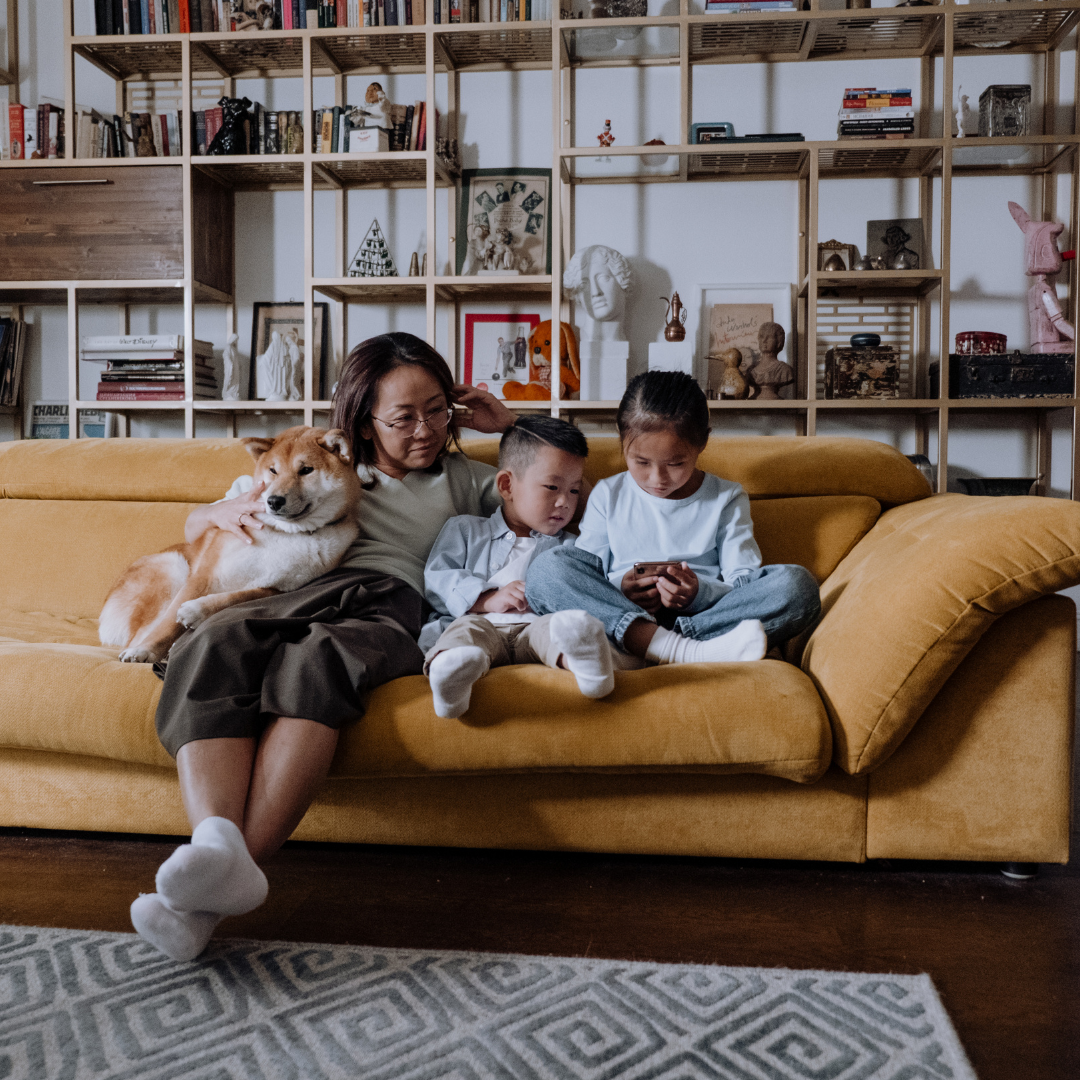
left=930, top=353, right=1075, bottom=398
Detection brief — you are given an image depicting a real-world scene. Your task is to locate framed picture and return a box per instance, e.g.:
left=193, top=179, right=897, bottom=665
left=249, top=302, right=330, bottom=401
left=866, top=218, right=924, bottom=270
left=697, top=283, right=795, bottom=399
left=818, top=239, right=857, bottom=272
left=690, top=122, right=735, bottom=144
left=456, top=169, right=553, bottom=277
left=463, top=313, right=542, bottom=400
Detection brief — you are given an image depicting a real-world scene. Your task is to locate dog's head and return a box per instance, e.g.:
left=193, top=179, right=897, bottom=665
left=241, top=426, right=361, bottom=534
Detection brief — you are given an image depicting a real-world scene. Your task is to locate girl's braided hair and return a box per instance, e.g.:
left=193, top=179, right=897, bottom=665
left=615, top=370, right=710, bottom=449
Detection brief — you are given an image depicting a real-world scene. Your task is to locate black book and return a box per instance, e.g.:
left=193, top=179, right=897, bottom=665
left=130, top=0, right=143, bottom=34
left=190, top=0, right=202, bottom=31
left=94, top=0, right=110, bottom=34
left=112, top=0, right=124, bottom=34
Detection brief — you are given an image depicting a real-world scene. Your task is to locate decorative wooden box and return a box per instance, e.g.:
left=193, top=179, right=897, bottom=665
left=824, top=345, right=900, bottom=399
left=930, top=354, right=1075, bottom=398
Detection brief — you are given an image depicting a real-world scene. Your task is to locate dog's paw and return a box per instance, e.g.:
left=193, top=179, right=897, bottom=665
left=177, top=599, right=209, bottom=629
left=119, top=646, right=157, bottom=664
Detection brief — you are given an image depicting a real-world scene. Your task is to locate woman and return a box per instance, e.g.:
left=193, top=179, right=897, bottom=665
left=131, top=332, right=516, bottom=960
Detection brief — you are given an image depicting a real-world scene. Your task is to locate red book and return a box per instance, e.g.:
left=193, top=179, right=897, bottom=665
left=337, top=0, right=347, bottom=23
left=841, top=97, right=912, bottom=108
left=416, top=101, right=426, bottom=151
left=7, top=104, right=24, bottom=159
left=96, top=390, right=187, bottom=400
left=179, top=0, right=190, bottom=32
left=148, top=0, right=157, bottom=31
left=159, top=113, right=169, bottom=155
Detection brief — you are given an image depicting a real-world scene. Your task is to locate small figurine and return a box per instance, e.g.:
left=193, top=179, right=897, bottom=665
left=256, top=331, right=290, bottom=401
left=661, top=292, right=688, bottom=342
left=503, top=321, right=581, bottom=401
left=955, top=85, right=969, bottom=138
left=716, top=348, right=749, bottom=399
left=462, top=221, right=493, bottom=275
left=284, top=329, right=303, bottom=401
left=597, top=120, right=615, bottom=149
left=751, top=322, right=794, bottom=399
left=822, top=252, right=846, bottom=272
left=491, top=227, right=517, bottom=271
left=221, top=332, right=241, bottom=401
left=1009, top=200, right=1077, bottom=353
left=208, top=96, right=252, bottom=156
left=408, top=252, right=420, bottom=277
left=350, top=82, right=394, bottom=130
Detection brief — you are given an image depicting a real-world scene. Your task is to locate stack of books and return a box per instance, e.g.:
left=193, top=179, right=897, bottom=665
left=92, top=1, right=223, bottom=34
left=313, top=103, right=427, bottom=154
left=0, top=317, right=27, bottom=407
left=2, top=104, right=65, bottom=160
left=82, top=335, right=218, bottom=401
left=705, top=1, right=795, bottom=12
left=192, top=105, right=302, bottom=156
left=837, top=88, right=915, bottom=141
left=73, top=110, right=182, bottom=158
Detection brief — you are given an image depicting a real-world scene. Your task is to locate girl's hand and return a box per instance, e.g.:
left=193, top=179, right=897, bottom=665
left=452, top=384, right=517, bottom=434
left=621, top=568, right=663, bottom=614
left=657, top=562, right=699, bottom=610
left=471, top=581, right=532, bottom=614
left=201, top=482, right=267, bottom=544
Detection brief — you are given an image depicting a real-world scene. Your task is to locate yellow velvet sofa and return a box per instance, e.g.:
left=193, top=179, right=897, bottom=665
left=0, top=434, right=1077, bottom=866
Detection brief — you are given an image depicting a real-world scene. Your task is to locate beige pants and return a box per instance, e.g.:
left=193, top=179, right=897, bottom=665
left=423, top=614, right=562, bottom=674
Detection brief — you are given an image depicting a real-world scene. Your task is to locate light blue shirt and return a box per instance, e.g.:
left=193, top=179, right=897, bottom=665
left=575, top=471, right=762, bottom=614
left=419, top=506, right=575, bottom=651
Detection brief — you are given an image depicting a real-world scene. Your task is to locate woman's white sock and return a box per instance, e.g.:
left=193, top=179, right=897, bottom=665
left=429, top=646, right=490, bottom=718
left=130, top=893, right=220, bottom=962
left=156, top=816, right=268, bottom=917
left=550, top=610, right=615, bottom=698
left=645, top=620, right=767, bottom=665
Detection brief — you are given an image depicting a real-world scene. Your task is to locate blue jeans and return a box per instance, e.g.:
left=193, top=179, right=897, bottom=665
left=525, top=547, right=821, bottom=649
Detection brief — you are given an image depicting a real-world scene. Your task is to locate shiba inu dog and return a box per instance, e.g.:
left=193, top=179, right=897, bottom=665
left=100, top=426, right=361, bottom=664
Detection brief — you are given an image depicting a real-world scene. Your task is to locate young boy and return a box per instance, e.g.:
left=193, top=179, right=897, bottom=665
left=421, top=415, right=616, bottom=718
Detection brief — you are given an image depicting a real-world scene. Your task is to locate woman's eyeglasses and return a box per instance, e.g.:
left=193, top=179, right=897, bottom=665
left=371, top=408, right=454, bottom=438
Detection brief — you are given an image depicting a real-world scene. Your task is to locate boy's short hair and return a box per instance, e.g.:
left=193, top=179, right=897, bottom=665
left=498, top=415, right=588, bottom=473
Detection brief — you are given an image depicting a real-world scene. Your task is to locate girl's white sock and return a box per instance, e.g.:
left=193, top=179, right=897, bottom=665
left=130, top=893, right=220, bottom=962
left=550, top=610, right=615, bottom=698
left=645, top=620, right=767, bottom=665
left=156, top=816, right=268, bottom=917
left=429, top=646, right=490, bottom=718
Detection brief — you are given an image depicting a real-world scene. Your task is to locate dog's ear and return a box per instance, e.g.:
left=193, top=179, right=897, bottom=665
left=317, top=428, right=352, bottom=464
left=241, top=437, right=274, bottom=462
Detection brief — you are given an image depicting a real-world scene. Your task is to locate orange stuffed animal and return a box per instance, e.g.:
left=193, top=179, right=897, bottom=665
left=503, top=320, right=580, bottom=400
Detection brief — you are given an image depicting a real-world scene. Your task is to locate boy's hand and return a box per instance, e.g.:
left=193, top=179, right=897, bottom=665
left=471, top=581, right=532, bottom=614
left=621, top=568, right=663, bottom=614
left=656, top=562, right=699, bottom=610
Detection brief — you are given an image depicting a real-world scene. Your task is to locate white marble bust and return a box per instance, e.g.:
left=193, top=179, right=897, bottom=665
left=563, top=245, right=633, bottom=342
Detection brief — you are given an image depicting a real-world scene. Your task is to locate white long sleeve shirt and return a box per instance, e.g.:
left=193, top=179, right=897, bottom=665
left=574, top=471, right=762, bottom=612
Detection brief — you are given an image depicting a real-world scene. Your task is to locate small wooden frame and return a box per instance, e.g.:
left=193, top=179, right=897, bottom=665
left=817, top=240, right=857, bottom=272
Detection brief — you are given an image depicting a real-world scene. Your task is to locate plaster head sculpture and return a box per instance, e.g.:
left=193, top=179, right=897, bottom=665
left=563, top=245, right=633, bottom=341
left=1008, top=200, right=1076, bottom=353
left=221, top=332, right=241, bottom=401
left=751, top=322, right=794, bottom=400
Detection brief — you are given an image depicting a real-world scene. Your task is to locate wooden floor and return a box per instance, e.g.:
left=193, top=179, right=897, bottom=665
left=1, top=759, right=1076, bottom=1078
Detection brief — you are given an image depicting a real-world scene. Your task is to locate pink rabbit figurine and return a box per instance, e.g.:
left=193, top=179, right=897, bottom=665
left=1008, top=201, right=1076, bottom=354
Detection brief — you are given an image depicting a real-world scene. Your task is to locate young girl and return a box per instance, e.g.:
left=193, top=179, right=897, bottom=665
left=131, top=332, right=517, bottom=962
left=525, top=370, right=821, bottom=664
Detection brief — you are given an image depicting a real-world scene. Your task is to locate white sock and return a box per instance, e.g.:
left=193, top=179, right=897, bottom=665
left=644, top=620, right=767, bottom=665
left=130, top=893, right=220, bottom=962
left=550, top=610, right=615, bottom=699
left=429, top=646, right=489, bottom=718
left=156, top=816, right=268, bottom=917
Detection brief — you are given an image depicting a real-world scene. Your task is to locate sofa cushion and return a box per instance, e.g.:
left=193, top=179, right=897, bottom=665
left=802, top=492, right=1080, bottom=774
left=0, top=642, right=831, bottom=784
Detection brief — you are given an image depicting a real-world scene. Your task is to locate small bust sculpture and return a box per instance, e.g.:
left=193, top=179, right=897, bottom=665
left=221, top=332, right=241, bottom=401
left=717, top=348, right=749, bottom=399
left=563, top=245, right=633, bottom=342
left=751, top=322, right=794, bottom=400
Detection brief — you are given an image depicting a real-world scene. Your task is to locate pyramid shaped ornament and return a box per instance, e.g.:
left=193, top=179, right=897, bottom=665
left=349, top=219, right=398, bottom=278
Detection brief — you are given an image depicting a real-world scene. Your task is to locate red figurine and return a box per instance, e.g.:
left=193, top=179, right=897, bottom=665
left=597, top=120, right=614, bottom=149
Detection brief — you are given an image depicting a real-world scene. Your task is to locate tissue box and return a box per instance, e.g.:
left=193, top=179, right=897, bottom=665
left=349, top=127, right=389, bottom=153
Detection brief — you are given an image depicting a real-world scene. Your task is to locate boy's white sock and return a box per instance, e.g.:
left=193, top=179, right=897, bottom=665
left=550, top=610, right=615, bottom=699
left=156, top=816, right=268, bottom=917
left=429, top=646, right=489, bottom=718
left=645, top=620, right=767, bottom=665
left=130, top=893, right=220, bottom=962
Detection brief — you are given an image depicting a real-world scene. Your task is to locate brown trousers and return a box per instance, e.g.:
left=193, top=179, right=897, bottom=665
left=423, top=614, right=562, bottom=674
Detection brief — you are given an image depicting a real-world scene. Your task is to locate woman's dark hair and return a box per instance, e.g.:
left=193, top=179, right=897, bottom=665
left=329, top=332, right=461, bottom=472
left=616, top=370, right=710, bottom=449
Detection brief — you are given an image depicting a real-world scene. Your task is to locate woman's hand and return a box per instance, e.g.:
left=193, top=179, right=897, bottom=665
left=470, top=581, right=532, bottom=614
left=621, top=568, right=663, bottom=614
left=656, top=562, right=699, bottom=610
left=185, top=482, right=267, bottom=545
left=452, top=384, right=517, bottom=434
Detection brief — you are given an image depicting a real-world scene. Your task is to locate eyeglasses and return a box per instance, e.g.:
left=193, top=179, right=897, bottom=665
left=370, top=408, right=454, bottom=438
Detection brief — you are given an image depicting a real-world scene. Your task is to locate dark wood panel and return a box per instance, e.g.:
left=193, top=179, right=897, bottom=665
left=192, top=168, right=234, bottom=298
left=0, top=167, right=183, bottom=281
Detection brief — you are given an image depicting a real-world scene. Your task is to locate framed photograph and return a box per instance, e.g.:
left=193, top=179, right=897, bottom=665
left=818, top=239, right=857, bottom=272
left=866, top=218, right=924, bottom=270
left=463, top=314, right=542, bottom=400
left=697, top=283, right=795, bottom=399
left=456, top=169, right=553, bottom=277
left=249, top=302, right=330, bottom=401
left=690, top=122, right=735, bottom=144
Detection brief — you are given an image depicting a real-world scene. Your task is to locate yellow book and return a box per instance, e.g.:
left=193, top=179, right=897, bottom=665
left=320, top=110, right=333, bottom=155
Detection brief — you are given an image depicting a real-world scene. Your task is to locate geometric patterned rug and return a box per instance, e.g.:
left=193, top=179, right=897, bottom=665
left=0, top=923, right=976, bottom=1079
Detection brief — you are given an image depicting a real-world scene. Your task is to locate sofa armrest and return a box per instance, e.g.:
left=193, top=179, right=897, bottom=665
left=802, top=492, right=1080, bottom=775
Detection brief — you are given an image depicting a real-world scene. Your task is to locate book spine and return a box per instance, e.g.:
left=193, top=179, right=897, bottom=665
left=149, top=0, right=158, bottom=32
left=22, top=106, right=36, bottom=159
left=201, top=0, right=214, bottom=30
left=96, top=391, right=188, bottom=400
left=95, top=0, right=108, bottom=34
left=83, top=334, right=184, bottom=349
left=330, top=106, right=341, bottom=153
left=8, top=105, right=23, bottom=160
left=841, top=98, right=913, bottom=108
left=189, top=0, right=201, bottom=30
left=320, top=109, right=332, bottom=153
left=179, top=0, right=189, bottom=31
left=416, top=100, right=426, bottom=151
left=338, top=0, right=347, bottom=24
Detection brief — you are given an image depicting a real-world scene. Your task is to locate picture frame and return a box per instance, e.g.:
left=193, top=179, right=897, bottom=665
left=866, top=218, right=924, bottom=270
left=463, top=313, right=542, bottom=400
left=249, top=302, right=330, bottom=401
left=697, top=283, right=796, bottom=399
left=817, top=239, right=857, bottom=272
left=456, top=168, right=553, bottom=277
left=689, top=122, right=735, bottom=144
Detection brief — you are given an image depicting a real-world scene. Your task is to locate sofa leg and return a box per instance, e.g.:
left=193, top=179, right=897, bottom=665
left=1000, top=862, right=1039, bottom=880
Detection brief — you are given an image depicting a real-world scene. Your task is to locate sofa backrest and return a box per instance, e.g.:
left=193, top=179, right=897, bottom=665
left=0, top=435, right=929, bottom=621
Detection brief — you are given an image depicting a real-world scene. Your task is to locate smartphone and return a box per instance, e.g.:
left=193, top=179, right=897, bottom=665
left=633, top=561, right=681, bottom=580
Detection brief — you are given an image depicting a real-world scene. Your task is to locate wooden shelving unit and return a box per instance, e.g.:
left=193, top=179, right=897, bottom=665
left=0, top=1, right=1077, bottom=495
